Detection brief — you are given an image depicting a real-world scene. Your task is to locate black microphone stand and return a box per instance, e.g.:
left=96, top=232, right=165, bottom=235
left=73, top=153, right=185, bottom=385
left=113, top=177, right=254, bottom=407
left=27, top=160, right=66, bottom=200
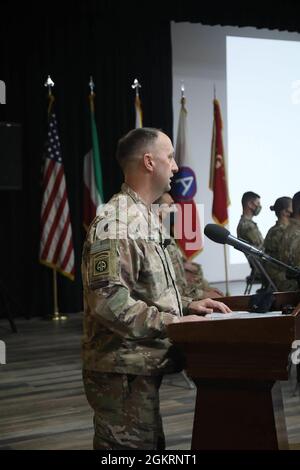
left=239, top=246, right=300, bottom=294
left=257, top=251, right=300, bottom=278
left=244, top=254, right=277, bottom=295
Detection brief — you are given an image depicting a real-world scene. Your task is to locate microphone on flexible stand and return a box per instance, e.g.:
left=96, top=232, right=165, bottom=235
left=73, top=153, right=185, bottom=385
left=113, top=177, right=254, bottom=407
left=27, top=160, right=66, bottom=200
left=204, top=224, right=264, bottom=257
left=204, top=223, right=300, bottom=278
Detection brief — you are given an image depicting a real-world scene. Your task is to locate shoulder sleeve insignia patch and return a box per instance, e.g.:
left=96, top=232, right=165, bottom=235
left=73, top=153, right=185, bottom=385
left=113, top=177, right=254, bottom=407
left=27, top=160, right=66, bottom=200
left=88, top=239, right=120, bottom=289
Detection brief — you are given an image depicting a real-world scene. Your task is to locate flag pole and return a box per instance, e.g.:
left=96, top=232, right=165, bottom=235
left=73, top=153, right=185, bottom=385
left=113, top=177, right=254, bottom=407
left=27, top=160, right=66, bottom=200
left=89, top=76, right=95, bottom=103
left=52, top=269, right=60, bottom=320
left=131, top=78, right=142, bottom=128
left=180, top=80, right=186, bottom=106
left=215, top=84, right=230, bottom=296
left=43, top=75, right=67, bottom=321
left=131, top=78, right=141, bottom=97
left=210, top=87, right=231, bottom=296
left=223, top=245, right=230, bottom=296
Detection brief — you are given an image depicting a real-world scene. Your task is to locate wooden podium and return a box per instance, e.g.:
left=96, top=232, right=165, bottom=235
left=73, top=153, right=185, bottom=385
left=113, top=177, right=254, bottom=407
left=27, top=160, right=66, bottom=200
left=167, top=292, right=300, bottom=450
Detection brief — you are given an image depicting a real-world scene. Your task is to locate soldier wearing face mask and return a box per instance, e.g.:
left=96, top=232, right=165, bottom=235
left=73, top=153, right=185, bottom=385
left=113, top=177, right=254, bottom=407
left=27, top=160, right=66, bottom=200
left=237, top=191, right=264, bottom=248
left=277, top=191, right=300, bottom=291
left=261, top=196, right=293, bottom=290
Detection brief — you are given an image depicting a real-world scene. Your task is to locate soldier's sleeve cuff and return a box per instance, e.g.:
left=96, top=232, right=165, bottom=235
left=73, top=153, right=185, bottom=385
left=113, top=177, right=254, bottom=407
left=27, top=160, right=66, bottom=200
left=180, top=296, right=193, bottom=315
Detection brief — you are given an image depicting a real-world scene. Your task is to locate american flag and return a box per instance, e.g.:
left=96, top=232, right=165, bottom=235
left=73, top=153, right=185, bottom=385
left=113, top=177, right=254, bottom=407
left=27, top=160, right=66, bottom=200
left=39, top=106, right=75, bottom=280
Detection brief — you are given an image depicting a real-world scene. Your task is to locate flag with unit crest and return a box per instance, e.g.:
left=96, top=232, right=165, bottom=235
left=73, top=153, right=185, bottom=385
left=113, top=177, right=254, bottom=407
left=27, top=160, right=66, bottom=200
left=209, top=98, right=230, bottom=225
left=171, top=91, right=203, bottom=259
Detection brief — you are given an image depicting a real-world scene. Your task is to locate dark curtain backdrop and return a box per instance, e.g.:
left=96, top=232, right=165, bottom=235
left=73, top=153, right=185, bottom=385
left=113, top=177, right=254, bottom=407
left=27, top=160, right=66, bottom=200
left=1, top=0, right=300, bottom=318
left=0, top=6, right=173, bottom=317
left=169, top=0, right=300, bottom=32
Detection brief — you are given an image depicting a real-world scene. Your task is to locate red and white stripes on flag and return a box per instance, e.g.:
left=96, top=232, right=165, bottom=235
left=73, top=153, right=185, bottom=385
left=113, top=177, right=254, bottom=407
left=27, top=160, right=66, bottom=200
left=39, top=105, right=75, bottom=280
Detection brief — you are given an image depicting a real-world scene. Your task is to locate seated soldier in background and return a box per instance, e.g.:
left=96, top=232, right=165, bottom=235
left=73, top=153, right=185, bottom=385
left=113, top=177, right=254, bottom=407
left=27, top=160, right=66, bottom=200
left=237, top=191, right=264, bottom=248
left=278, top=191, right=300, bottom=292
left=237, top=191, right=264, bottom=285
left=263, top=196, right=292, bottom=290
left=158, top=192, right=224, bottom=300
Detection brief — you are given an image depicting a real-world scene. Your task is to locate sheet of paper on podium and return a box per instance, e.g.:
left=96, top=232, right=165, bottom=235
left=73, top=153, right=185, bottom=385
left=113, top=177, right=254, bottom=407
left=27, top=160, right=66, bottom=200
left=205, top=311, right=284, bottom=320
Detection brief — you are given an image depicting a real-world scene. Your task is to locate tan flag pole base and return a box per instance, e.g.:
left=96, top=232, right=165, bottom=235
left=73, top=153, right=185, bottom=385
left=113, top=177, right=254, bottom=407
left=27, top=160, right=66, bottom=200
left=52, top=269, right=68, bottom=321
left=52, top=313, right=68, bottom=321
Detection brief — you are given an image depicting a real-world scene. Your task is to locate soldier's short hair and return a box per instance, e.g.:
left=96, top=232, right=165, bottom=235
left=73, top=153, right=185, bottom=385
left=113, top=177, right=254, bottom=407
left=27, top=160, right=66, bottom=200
left=292, top=191, right=300, bottom=216
left=241, top=191, right=260, bottom=208
left=116, top=127, right=161, bottom=171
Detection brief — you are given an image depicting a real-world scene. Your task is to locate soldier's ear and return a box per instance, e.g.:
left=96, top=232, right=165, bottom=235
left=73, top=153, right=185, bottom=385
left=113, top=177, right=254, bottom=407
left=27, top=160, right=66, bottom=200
left=144, top=153, right=154, bottom=172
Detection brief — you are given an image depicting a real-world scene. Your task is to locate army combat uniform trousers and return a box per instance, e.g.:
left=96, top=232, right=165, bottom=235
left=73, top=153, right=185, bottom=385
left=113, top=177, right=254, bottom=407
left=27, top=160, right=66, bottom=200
left=83, top=370, right=165, bottom=450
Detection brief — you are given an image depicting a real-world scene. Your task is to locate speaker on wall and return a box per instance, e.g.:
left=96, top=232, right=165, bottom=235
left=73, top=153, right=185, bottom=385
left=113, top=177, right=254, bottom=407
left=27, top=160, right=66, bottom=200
left=0, top=122, right=22, bottom=190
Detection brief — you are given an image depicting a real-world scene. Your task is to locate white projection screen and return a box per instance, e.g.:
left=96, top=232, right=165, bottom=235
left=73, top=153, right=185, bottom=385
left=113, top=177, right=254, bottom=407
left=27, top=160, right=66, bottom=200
left=227, top=36, right=300, bottom=264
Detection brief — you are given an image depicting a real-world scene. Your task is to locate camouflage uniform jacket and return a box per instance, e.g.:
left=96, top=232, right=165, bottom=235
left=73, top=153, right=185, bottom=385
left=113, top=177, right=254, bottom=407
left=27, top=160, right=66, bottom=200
left=167, top=237, right=208, bottom=299
left=263, top=222, right=289, bottom=290
left=276, top=218, right=300, bottom=291
left=237, top=215, right=264, bottom=248
left=81, top=183, right=190, bottom=376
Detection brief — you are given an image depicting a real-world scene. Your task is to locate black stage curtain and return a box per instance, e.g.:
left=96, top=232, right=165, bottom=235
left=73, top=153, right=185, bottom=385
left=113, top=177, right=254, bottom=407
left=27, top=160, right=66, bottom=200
left=1, top=0, right=300, bottom=318
left=0, top=8, right=173, bottom=317
left=169, top=0, right=300, bottom=33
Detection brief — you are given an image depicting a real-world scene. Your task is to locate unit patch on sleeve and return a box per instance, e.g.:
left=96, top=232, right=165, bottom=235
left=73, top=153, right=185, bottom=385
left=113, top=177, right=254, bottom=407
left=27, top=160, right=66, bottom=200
left=88, top=239, right=119, bottom=289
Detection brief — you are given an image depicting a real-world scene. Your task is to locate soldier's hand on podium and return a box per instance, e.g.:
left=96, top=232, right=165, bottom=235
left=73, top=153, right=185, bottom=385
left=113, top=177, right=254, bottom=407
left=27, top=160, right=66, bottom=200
left=188, top=298, right=231, bottom=315
left=176, top=314, right=208, bottom=323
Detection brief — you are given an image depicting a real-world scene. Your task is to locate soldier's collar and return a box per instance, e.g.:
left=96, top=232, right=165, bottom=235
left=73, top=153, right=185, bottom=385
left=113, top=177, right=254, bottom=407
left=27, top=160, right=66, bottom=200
left=241, top=214, right=254, bottom=221
left=121, top=183, right=149, bottom=208
left=290, top=218, right=300, bottom=227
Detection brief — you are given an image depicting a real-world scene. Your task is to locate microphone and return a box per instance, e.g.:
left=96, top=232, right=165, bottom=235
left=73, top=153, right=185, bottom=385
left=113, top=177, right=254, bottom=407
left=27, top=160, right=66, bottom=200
left=204, top=224, right=263, bottom=257
left=160, top=239, right=171, bottom=249
left=204, top=223, right=300, bottom=277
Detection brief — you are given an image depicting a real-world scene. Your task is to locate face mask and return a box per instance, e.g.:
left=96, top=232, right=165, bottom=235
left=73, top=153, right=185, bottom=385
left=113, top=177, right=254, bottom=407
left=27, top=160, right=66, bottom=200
left=253, top=205, right=261, bottom=216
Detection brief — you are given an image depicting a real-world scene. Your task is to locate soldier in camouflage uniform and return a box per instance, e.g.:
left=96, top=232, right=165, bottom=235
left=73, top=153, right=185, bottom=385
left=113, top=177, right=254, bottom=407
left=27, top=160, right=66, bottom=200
left=237, top=191, right=264, bottom=283
left=81, top=128, right=230, bottom=450
left=236, top=191, right=264, bottom=248
left=167, top=237, right=223, bottom=299
left=158, top=192, right=223, bottom=300
left=263, top=197, right=292, bottom=290
left=277, top=192, right=300, bottom=291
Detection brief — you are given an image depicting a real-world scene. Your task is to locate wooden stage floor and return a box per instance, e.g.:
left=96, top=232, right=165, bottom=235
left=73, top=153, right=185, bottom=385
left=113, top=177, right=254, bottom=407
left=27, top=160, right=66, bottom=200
left=1, top=312, right=300, bottom=450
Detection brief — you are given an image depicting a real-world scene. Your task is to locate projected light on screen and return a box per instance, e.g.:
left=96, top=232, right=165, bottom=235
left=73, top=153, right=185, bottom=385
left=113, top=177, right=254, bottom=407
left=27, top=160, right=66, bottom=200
left=226, top=35, right=300, bottom=264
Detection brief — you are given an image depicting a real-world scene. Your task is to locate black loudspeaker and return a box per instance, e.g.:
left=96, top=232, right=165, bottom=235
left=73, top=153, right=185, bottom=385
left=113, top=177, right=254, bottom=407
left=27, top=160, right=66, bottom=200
left=0, top=122, right=22, bottom=190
